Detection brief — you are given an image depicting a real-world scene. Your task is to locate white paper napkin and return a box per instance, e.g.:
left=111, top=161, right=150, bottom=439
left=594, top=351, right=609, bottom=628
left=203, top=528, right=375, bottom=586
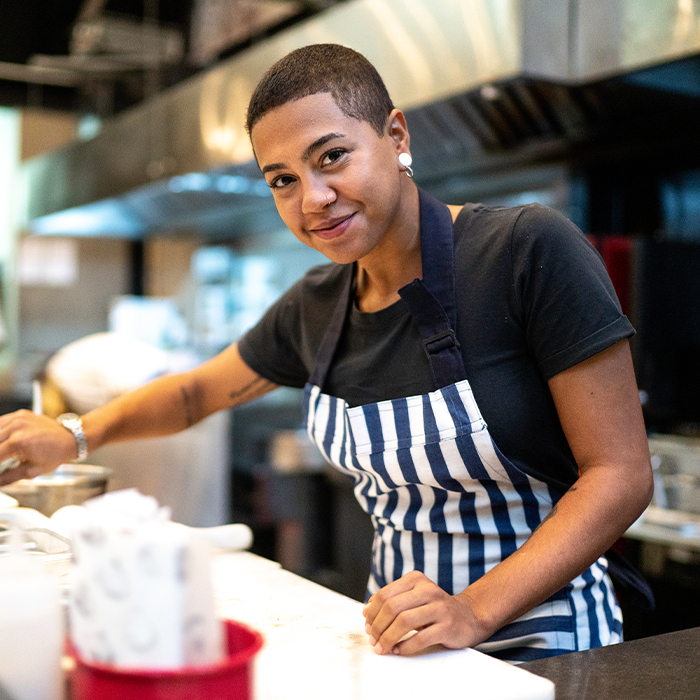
left=68, top=489, right=224, bottom=669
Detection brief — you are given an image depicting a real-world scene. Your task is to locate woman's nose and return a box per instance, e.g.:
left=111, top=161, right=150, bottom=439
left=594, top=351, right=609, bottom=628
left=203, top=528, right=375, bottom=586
left=302, top=185, right=333, bottom=213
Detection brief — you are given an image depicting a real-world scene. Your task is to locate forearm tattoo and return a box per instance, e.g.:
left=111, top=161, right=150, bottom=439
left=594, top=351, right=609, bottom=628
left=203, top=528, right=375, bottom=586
left=536, top=503, right=559, bottom=532
left=229, top=376, right=276, bottom=406
left=180, top=385, right=194, bottom=427
left=535, top=485, right=578, bottom=532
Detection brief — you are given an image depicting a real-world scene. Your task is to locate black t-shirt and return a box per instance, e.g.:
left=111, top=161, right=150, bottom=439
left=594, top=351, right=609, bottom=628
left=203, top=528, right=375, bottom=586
left=238, top=202, right=634, bottom=493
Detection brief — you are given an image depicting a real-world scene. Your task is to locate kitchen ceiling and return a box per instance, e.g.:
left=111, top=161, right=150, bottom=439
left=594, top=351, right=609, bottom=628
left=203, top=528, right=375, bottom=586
left=15, top=0, right=700, bottom=239
left=0, top=0, right=186, bottom=113
left=0, top=0, right=334, bottom=115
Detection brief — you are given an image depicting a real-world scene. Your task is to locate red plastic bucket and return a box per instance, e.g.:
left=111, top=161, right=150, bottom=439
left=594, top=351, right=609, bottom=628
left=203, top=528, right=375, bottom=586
left=70, top=619, right=263, bottom=700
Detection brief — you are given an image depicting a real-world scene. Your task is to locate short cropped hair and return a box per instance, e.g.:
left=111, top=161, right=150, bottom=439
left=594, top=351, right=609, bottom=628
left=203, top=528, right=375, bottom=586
left=246, top=44, right=395, bottom=137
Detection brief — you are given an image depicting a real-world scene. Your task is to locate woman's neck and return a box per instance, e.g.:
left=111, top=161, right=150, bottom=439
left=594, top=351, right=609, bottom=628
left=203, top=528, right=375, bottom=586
left=354, top=266, right=417, bottom=313
left=355, top=241, right=422, bottom=313
left=354, top=187, right=423, bottom=313
left=354, top=194, right=463, bottom=313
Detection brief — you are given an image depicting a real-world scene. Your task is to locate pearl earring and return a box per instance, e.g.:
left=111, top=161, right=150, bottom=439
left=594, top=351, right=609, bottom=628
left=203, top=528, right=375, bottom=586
left=398, top=152, right=414, bottom=178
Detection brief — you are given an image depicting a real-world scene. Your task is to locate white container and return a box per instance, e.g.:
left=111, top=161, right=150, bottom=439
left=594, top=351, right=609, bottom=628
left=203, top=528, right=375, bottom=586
left=0, top=529, right=64, bottom=700
left=67, top=490, right=224, bottom=670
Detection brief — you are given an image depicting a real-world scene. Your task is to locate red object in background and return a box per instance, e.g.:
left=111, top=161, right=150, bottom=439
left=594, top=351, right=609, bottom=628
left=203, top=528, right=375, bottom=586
left=69, top=619, right=263, bottom=700
left=587, top=235, right=633, bottom=316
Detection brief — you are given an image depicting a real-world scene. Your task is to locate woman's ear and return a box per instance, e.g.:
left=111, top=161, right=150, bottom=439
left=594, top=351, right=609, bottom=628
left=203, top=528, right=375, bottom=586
left=386, top=109, right=410, bottom=153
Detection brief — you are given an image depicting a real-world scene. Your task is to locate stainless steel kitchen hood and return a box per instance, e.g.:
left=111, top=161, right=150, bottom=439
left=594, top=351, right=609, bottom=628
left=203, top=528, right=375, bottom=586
left=18, top=0, right=700, bottom=238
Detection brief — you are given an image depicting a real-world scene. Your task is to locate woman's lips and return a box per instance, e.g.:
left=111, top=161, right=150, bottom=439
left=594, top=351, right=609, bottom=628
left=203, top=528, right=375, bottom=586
left=310, top=213, right=355, bottom=240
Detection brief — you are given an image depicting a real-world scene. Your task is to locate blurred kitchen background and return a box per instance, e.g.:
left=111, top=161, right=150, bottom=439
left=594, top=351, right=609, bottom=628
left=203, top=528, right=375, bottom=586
left=2, top=0, right=700, bottom=638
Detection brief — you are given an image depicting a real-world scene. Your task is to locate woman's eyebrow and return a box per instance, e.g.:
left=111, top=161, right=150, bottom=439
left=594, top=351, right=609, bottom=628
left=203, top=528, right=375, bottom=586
left=302, top=132, right=345, bottom=161
left=261, top=161, right=285, bottom=174
left=261, top=132, right=345, bottom=175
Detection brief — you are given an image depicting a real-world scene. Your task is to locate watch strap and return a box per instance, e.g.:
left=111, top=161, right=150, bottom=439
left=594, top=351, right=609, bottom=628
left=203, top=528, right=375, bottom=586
left=57, top=413, right=88, bottom=462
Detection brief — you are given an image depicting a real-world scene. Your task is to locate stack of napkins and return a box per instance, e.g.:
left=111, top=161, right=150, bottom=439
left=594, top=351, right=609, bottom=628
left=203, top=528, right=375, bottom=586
left=68, top=489, right=224, bottom=669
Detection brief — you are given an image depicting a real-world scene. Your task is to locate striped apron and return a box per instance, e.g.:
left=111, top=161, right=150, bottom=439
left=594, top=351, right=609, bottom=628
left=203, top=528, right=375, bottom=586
left=303, top=189, right=622, bottom=663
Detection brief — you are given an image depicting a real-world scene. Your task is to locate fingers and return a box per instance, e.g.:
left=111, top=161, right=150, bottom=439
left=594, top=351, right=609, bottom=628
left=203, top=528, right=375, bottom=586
left=363, top=571, right=485, bottom=656
left=0, top=462, right=38, bottom=487
left=0, top=410, right=72, bottom=485
left=363, top=571, right=448, bottom=655
left=363, top=570, right=426, bottom=625
left=372, top=607, right=432, bottom=655
left=0, top=412, right=28, bottom=483
left=367, top=599, right=452, bottom=655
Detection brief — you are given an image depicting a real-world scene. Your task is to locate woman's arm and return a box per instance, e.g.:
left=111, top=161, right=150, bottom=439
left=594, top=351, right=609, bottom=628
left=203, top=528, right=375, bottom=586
left=362, top=338, right=653, bottom=655
left=0, top=344, right=278, bottom=485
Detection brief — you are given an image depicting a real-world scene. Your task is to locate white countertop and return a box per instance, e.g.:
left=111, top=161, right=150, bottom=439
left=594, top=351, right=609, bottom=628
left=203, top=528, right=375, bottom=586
left=211, top=551, right=555, bottom=700
left=0, top=503, right=555, bottom=698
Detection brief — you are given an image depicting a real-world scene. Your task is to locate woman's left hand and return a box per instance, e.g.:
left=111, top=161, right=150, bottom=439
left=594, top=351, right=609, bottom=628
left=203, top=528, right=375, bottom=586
left=362, top=570, right=489, bottom=656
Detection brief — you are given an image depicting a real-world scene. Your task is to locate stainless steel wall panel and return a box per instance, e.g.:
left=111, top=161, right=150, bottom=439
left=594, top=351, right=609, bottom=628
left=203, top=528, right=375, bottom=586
left=19, top=0, right=700, bottom=238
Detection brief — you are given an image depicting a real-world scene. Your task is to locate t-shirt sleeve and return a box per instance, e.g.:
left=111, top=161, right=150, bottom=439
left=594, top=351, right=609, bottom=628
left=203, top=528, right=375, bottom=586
left=237, top=262, right=347, bottom=388
left=510, top=204, right=635, bottom=380
left=237, top=279, right=310, bottom=388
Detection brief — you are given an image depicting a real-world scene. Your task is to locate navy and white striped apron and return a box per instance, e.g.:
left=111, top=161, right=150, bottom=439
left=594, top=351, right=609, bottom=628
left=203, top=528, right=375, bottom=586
left=303, top=188, right=622, bottom=663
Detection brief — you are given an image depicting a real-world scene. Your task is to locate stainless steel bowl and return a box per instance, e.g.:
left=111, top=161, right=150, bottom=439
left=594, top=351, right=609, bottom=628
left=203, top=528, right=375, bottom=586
left=0, top=464, right=112, bottom=517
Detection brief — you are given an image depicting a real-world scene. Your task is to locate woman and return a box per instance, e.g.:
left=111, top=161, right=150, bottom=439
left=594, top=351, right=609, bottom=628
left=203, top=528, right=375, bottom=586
left=0, top=44, right=652, bottom=662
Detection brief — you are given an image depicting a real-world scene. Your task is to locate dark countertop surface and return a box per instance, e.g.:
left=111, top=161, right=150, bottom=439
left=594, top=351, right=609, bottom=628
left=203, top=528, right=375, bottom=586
left=521, top=627, right=700, bottom=699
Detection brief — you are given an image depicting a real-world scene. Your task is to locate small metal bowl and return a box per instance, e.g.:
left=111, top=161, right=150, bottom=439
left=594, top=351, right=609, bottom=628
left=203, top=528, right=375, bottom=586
left=0, top=464, right=112, bottom=517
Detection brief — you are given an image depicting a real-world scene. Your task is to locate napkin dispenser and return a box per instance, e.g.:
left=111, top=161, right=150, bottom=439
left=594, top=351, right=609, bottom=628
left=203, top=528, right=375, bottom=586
left=68, top=489, right=224, bottom=670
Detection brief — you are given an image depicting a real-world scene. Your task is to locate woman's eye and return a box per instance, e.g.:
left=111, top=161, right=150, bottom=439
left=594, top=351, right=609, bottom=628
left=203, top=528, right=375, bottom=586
left=321, top=148, right=346, bottom=167
left=269, top=174, right=295, bottom=190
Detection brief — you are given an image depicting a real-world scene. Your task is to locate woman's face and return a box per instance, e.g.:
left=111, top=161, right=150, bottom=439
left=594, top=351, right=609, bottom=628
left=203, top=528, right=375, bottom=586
left=250, top=92, right=412, bottom=266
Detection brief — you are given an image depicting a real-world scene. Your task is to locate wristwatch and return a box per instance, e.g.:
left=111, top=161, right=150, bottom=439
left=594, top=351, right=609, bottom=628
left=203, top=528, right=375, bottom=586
left=57, top=413, right=89, bottom=462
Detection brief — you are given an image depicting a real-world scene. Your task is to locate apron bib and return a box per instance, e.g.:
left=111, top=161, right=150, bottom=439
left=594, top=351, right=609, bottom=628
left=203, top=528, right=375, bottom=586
left=302, top=188, right=622, bottom=663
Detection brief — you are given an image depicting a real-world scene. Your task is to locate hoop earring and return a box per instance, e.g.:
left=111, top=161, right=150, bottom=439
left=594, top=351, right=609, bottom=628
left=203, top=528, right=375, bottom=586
left=398, top=152, right=414, bottom=178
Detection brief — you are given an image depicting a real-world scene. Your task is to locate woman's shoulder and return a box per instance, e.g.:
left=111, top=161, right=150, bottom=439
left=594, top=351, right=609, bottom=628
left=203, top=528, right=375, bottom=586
left=454, top=201, right=590, bottom=264
left=456, top=200, right=579, bottom=235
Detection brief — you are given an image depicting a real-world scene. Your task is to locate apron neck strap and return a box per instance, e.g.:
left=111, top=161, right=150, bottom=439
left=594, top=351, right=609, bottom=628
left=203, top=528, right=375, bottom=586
left=399, top=188, right=467, bottom=388
left=415, top=188, right=459, bottom=327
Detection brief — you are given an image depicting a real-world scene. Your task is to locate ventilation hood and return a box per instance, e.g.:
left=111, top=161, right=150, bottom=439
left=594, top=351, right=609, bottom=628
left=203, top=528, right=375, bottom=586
left=19, top=0, right=700, bottom=238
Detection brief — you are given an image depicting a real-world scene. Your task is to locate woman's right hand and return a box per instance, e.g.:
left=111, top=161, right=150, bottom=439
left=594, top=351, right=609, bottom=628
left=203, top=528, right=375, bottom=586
left=0, top=344, right=278, bottom=488
left=0, top=410, right=80, bottom=486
